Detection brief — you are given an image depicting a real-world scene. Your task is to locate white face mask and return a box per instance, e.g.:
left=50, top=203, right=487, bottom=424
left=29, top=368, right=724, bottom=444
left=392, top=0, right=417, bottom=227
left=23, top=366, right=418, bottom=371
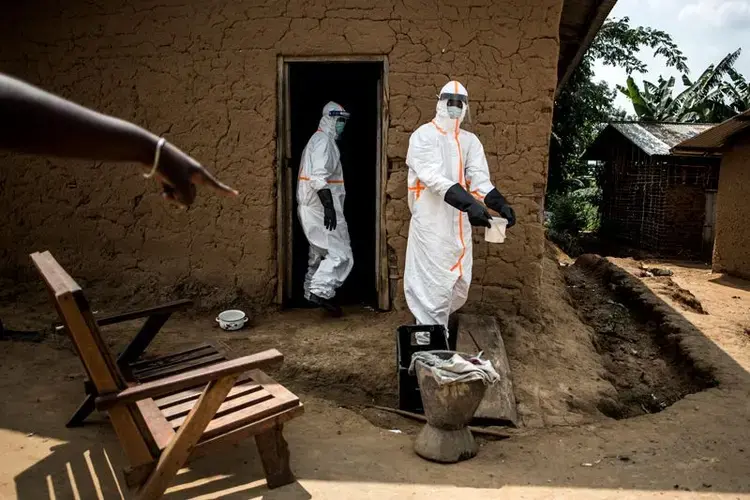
left=447, top=105, right=463, bottom=119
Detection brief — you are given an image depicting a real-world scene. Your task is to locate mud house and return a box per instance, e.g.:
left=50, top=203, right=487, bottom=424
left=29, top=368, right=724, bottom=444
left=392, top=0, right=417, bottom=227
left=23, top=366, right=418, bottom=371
left=0, top=0, right=614, bottom=315
left=672, top=109, right=750, bottom=280
left=585, top=122, right=720, bottom=259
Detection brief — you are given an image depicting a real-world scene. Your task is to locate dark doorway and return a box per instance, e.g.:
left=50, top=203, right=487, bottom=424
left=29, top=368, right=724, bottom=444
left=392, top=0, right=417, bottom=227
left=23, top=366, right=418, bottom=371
left=287, top=61, right=382, bottom=308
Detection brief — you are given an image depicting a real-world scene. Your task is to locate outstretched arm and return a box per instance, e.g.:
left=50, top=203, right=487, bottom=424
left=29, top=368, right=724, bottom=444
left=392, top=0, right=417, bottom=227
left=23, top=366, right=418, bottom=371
left=0, top=73, right=237, bottom=206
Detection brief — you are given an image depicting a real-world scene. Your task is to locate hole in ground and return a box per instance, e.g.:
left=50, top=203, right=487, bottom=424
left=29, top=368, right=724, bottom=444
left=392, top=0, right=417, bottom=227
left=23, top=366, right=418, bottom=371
left=564, top=264, right=717, bottom=420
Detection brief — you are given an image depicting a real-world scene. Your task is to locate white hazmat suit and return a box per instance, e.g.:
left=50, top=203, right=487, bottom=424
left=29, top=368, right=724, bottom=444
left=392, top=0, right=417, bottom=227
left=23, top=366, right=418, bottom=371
left=297, top=102, right=354, bottom=301
left=404, top=81, right=499, bottom=328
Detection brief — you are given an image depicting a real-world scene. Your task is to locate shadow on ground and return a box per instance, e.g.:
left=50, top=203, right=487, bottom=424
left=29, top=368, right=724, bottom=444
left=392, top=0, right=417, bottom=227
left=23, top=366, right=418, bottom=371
left=1, top=257, right=750, bottom=498
left=709, top=274, right=750, bottom=292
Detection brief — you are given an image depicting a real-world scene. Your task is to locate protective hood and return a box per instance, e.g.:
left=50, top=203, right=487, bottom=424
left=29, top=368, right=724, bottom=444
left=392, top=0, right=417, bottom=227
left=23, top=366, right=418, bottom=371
left=434, top=81, right=468, bottom=132
left=318, top=101, right=349, bottom=139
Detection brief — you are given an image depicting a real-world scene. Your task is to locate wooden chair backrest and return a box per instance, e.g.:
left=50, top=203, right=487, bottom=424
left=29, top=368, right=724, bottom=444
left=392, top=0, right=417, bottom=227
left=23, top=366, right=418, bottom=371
left=31, top=251, right=126, bottom=393
left=31, top=251, right=156, bottom=465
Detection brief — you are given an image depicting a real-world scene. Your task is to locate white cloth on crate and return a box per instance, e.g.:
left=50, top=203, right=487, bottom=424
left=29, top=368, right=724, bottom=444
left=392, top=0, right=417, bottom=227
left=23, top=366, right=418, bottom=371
left=297, top=101, right=354, bottom=300
left=408, top=351, right=500, bottom=386
left=404, top=81, right=497, bottom=328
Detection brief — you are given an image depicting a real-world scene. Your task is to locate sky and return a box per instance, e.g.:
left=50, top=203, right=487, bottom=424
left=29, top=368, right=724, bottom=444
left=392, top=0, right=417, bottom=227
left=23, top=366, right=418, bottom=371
left=593, top=0, right=750, bottom=112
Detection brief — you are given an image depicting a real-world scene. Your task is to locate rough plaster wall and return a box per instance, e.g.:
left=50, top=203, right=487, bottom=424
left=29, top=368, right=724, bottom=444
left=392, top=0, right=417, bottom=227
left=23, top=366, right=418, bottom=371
left=713, top=141, right=750, bottom=279
left=0, top=0, right=561, bottom=314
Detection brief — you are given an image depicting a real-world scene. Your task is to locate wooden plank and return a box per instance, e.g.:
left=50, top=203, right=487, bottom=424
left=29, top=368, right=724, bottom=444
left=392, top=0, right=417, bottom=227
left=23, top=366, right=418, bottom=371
left=117, top=313, right=171, bottom=368
left=457, top=313, right=519, bottom=426
left=95, top=300, right=193, bottom=326
left=276, top=55, right=291, bottom=305
left=201, top=391, right=299, bottom=440
left=164, top=384, right=266, bottom=422
left=129, top=344, right=217, bottom=371
left=282, top=59, right=294, bottom=304
left=455, top=320, right=479, bottom=354
left=283, top=55, right=387, bottom=63
left=136, top=375, right=239, bottom=500
left=66, top=394, right=96, bottom=428
left=153, top=373, right=255, bottom=409
left=376, top=61, right=391, bottom=311
left=169, top=389, right=271, bottom=429
left=96, top=349, right=283, bottom=410
left=136, top=399, right=175, bottom=451
left=247, top=369, right=300, bottom=404
left=192, top=404, right=304, bottom=460
left=53, top=300, right=194, bottom=334
left=134, top=353, right=226, bottom=381
left=31, top=252, right=155, bottom=466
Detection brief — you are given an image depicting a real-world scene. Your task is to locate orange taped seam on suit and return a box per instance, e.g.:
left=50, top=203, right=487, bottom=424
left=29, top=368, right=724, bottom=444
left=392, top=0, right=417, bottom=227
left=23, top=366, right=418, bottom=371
left=408, top=179, right=426, bottom=200
left=298, top=176, right=344, bottom=184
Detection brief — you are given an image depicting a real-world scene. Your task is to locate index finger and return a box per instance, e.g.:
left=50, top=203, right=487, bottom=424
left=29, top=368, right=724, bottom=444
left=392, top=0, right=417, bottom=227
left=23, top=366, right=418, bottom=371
left=192, top=168, right=239, bottom=197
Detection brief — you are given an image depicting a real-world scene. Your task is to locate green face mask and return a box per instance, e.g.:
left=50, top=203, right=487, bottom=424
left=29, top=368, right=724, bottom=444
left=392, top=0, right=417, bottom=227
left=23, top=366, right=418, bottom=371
left=335, top=121, right=346, bottom=136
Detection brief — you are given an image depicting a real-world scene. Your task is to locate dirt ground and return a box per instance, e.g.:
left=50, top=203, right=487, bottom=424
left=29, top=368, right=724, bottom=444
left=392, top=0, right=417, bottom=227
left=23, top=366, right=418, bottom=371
left=0, top=248, right=749, bottom=498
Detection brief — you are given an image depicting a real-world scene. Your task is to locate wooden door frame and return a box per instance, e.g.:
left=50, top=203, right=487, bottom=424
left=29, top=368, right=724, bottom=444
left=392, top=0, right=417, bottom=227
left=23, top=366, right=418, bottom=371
left=275, top=55, right=390, bottom=310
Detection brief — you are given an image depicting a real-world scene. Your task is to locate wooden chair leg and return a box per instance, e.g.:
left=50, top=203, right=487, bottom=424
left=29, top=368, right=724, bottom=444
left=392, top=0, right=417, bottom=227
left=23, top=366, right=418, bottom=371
left=66, top=393, right=96, bottom=427
left=136, top=375, right=238, bottom=500
left=117, top=312, right=172, bottom=368
left=255, top=424, right=294, bottom=489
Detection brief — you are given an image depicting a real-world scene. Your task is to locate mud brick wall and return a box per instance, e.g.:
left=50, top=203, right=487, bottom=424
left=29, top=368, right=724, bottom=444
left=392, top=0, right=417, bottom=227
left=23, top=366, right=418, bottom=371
left=713, top=138, right=750, bottom=279
left=0, top=0, right=560, bottom=314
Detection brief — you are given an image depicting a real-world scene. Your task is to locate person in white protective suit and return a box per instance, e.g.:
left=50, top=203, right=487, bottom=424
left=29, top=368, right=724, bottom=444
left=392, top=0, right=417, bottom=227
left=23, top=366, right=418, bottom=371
left=404, top=81, right=516, bottom=336
left=297, top=101, right=353, bottom=316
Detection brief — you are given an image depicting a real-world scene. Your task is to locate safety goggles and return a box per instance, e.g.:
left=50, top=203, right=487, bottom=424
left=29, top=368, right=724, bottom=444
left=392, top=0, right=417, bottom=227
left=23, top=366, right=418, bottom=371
left=328, top=110, right=351, bottom=120
left=438, top=92, right=468, bottom=104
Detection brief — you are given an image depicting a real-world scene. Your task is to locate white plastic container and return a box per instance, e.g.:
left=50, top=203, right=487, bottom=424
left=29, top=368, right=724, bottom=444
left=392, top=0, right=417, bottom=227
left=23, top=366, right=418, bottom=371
left=484, top=217, right=508, bottom=243
left=216, top=309, right=248, bottom=331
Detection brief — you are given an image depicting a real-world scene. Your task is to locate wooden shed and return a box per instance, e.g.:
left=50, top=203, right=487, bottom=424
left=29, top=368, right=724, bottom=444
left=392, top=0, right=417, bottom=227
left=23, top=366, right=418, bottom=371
left=585, top=122, right=720, bottom=258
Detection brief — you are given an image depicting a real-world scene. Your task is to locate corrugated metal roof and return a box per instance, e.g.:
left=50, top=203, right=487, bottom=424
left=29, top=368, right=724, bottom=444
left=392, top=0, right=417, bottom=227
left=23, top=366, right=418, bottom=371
left=671, top=109, right=750, bottom=155
left=611, top=122, right=716, bottom=156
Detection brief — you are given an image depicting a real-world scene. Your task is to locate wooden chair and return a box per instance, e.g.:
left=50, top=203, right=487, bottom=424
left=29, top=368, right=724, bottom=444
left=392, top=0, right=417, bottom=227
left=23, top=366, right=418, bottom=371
left=32, top=251, right=304, bottom=499
left=54, top=298, right=209, bottom=428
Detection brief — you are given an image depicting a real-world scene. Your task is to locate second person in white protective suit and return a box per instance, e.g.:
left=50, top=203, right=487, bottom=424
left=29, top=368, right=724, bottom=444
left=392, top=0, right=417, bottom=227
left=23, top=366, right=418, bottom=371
left=297, top=101, right=354, bottom=316
left=404, top=81, right=516, bottom=334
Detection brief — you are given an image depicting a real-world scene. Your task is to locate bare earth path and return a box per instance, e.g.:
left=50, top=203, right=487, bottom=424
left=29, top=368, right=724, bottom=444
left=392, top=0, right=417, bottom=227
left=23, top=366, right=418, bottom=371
left=0, top=254, right=748, bottom=499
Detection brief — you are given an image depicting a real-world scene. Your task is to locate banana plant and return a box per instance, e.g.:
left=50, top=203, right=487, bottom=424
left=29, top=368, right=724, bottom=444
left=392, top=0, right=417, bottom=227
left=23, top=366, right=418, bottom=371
left=620, top=49, right=749, bottom=123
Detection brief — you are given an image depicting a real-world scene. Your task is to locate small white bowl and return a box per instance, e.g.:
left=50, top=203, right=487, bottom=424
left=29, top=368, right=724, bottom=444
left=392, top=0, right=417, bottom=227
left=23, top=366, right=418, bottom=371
left=216, top=309, right=248, bottom=331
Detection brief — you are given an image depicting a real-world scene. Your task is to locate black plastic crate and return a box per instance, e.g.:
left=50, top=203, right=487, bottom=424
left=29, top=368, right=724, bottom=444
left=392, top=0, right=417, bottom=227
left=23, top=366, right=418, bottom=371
left=396, top=324, right=450, bottom=412
left=398, top=367, right=423, bottom=412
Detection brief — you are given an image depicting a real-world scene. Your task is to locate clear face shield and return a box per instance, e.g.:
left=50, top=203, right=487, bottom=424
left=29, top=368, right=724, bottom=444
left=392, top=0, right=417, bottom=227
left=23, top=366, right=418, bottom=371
left=329, top=109, right=350, bottom=137
left=439, top=92, right=470, bottom=123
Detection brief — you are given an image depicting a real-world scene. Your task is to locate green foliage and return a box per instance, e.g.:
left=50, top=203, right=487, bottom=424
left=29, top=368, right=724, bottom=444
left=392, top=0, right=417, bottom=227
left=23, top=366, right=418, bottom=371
left=548, top=61, right=619, bottom=195
left=547, top=189, right=600, bottom=235
left=621, top=49, right=750, bottom=122
left=545, top=188, right=600, bottom=257
left=590, top=17, right=689, bottom=75
left=549, top=16, right=750, bottom=251
left=550, top=17, right=687, bottom=197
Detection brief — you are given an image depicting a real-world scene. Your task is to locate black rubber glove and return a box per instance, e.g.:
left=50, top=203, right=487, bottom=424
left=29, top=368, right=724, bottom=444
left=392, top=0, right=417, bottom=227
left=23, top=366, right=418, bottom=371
left=484, top=188, right=516, bottom=228
left=444, top=183, right=492, bottom=228
left=317, top=188, right=337, bottom=231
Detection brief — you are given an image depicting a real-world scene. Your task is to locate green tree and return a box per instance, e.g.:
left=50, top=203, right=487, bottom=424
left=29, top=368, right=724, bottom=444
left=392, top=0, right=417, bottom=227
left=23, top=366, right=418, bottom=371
left=549, top=17, right=687, bottom=196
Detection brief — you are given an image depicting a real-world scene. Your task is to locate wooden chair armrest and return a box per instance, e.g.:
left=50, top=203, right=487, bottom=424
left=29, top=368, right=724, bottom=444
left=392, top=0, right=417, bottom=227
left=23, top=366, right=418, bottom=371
left=95, top=299, right=194, bottom=326
left=54, top=299, right=193, bottom=333
left=95, top=349, right=283, bottom=410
